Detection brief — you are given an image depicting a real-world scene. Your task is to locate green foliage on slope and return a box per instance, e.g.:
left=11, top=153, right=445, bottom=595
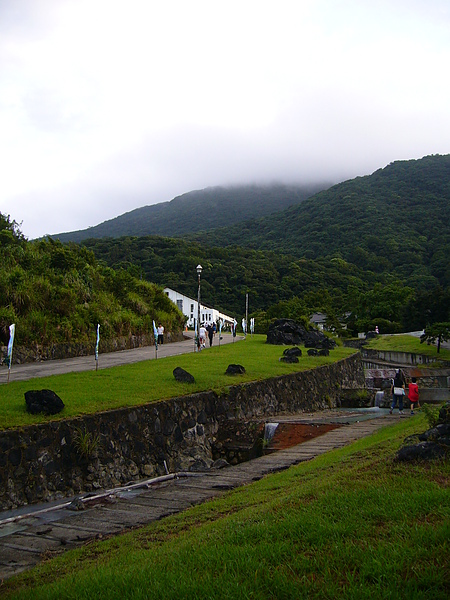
left=0, top=214, right=184, bottom=349
left=80, top=155, right=450, bottom=334
left=54, top=183, right=329, bottom=243
left=3, top=416, right=448, bottom=599
left=81, top=235, right=379, bottom=322
left=191, top=155, right=450, bottom=289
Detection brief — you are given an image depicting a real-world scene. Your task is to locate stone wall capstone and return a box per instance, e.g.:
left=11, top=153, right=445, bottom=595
left=0, top=353, right=364, bottom=510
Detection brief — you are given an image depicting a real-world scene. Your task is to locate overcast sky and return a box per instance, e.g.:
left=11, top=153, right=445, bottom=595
left=1, top=0, right=449, bottom=239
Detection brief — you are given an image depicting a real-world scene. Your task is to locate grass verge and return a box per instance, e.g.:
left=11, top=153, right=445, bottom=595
left=1, top=412, right=448, bottom=599
left=366, top=334, right=450, bottom=362
left=0, top=335, right=355, bottom=430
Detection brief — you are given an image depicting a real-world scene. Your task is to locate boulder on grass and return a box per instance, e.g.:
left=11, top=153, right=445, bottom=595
left=396, top=442, right=447, bottom=462
left=307, top=348, right=319, bottom=356
left=267, top=318, right=336, bottom=349
left=279, top=355, right=299, bottom=363
left=396, top=403, right=450, bottom=462
left=25, top=389, right=65, bottom=415
left=266, top=319, right=307, bottom=345
left=173, top=367, right=195, bottom=383
left=283, top=347, right=302, bottom=358
left=225, top=364, right=246, bottom=375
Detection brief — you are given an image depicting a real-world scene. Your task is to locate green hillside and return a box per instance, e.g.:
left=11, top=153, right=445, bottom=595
left=190, top=155, right=450, bottom=289
left=54, top=183, right=329, bottom=243
left=79, top=155, right=450, bottom=334
left=0, top=214, right=184, bottom=350
left=3, top=155, right=449, bottom=350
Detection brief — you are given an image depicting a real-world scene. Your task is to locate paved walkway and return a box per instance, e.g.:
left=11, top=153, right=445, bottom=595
left=0, top=409, right=401, bottom=580
left=0, top=332, right=243, bottom=384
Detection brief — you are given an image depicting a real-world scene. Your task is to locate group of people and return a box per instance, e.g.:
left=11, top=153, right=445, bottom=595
left=389, top=368, right=419, bottom=415
left=198, top=322, right=217, bottom=350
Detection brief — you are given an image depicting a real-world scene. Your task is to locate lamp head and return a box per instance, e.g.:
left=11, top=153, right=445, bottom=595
left=196, top=264, right=202, bottom=276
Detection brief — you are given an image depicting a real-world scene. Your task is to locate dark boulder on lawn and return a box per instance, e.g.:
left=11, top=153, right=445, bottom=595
left=225, top=364, right=246, bottom=375
left=25, top=389, right=65, bottom=415
left=283, top=347, right=302, bottom=358
left=173, top=367, right=195, bottom=383
left=267, top=318, right=336, bottom=349
left=396, top=401, right=450, bottom=462
left=279, top=355, right=299, bottom=363
left=266, top=319, right=307, bottom=346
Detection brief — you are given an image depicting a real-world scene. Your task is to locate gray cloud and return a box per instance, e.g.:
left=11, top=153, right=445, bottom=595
left=0, top=0, right=449, bottom=239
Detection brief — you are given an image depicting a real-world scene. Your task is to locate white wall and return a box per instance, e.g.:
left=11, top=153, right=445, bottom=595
left=163, top=288, right=234, bottom=328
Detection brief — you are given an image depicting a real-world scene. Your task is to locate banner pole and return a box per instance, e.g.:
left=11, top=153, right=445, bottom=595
left=6, top=323, right=15, bottom=384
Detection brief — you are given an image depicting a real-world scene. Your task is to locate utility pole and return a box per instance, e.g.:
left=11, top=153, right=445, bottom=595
left=246, top=293, right=248, bottom=338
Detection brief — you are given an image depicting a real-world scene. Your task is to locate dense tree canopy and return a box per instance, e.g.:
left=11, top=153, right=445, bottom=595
left=0, top=215, right=184, bottom=349
left=188, top=155, right=450, bottom=290
left=2, top=155, right=449, bottom=348
left=81, top=234, right=449, bottom=335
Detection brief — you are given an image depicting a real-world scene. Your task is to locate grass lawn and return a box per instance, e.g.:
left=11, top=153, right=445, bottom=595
left=366, top=334, right=450, bottom=362
left=2, top=411, right=448, bottom=599
left=0, top=335, right=355, bottom=431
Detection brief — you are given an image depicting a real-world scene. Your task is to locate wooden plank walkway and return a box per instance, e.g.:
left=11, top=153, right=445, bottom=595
left=0, top=411, right=401, bottom=580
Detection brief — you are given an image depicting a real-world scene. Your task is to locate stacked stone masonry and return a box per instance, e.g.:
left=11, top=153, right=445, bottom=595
left=0, top=354, right=364, bottom=510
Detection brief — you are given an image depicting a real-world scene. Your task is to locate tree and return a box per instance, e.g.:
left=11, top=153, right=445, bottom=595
left=420, top=322, right=450, bottom=353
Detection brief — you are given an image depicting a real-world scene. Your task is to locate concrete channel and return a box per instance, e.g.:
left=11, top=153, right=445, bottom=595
left=0, top=409, right=401, bottom=581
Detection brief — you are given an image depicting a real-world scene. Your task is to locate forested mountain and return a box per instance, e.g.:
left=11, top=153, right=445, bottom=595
left=3, top=154, right=449, bottom=350
left=188, top=155, right=450, bottom=290
left=80, top=155, right=450, bottom=334
left=0, top=214, right=184, bottom=349
left=54, top=183, right=329, bottom=243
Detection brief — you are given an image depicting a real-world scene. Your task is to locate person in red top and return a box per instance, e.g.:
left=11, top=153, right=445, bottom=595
left=408, top=377, right=419, bottom=415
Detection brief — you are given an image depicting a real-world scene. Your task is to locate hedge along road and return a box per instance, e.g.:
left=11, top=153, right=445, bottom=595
left=0, top=332, right=244, bottom=384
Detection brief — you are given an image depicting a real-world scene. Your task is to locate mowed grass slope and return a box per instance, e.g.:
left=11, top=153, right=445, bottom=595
left=366, top=334, right=450, bottom=361
left=0, top=335, right=355, bottom=430
left=2, top=413, right=448, bottom=599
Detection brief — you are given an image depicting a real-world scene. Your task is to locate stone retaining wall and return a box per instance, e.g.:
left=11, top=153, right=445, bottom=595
left=0, top=353, right=364, bottom=511
left=362, top=348, right=450, bottom=367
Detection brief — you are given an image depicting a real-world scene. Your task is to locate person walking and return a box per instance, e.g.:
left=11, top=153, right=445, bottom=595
left=390, top=368, right=406, bottom=415
left=207, top=323, right=214, bottom=347
left=157, top=324, right=164, bottom=346
left=199, top=324, right=206, bottom=349
left=408, top=377, right=420, bottom=415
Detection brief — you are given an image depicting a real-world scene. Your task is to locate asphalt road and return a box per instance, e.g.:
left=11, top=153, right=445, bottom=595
left=0, top=332, right=244, bottom=384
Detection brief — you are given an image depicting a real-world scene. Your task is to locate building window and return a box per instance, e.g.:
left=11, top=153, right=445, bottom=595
left=191, top=304, right=194, bottom=312
left=177, top=299, right=183, bottom=311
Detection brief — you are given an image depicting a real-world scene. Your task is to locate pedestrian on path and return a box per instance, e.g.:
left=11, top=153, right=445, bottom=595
left=390, top=368, right=406, bottom=415
left=157, top=324, right=164, bottom=345
left=408, top=377, right=419, bottom=415
left=199, top=325, right=206, bottom=349
left=207, top=323, right=214, bottom=347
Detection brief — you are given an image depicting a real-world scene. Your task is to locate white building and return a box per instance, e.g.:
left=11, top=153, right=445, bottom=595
left=164, top=288, right=235, bottom=329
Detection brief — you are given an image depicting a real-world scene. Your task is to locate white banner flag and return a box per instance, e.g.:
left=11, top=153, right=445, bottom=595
left=6, top=324, right=15, bottom=369
left=95, top=324, right=100, bottom=361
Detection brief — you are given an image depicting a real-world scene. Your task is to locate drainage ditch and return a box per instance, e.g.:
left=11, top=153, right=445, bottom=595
left=211, top=420, right=343, bottom=465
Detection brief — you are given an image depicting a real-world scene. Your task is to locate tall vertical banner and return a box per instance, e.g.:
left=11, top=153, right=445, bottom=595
left=242, top=318, right=246, bottom=337
left=153, top=320, right=158, bottom=358
left=250, top=318, right=255, bottom=336
left=95, top=324, right=100, bottom=371
left=218, top=319, right=223, bottom=347
left=6, top=323, right=15, bottom=383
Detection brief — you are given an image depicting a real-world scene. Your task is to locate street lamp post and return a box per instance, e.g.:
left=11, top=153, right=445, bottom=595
left=196, top=264, right=202, bottom=351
